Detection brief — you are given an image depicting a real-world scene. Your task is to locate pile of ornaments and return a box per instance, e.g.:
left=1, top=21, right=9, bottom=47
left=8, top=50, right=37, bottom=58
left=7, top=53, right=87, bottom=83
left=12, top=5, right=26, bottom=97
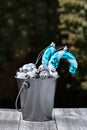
left=15, top=63, right=59, bottom=79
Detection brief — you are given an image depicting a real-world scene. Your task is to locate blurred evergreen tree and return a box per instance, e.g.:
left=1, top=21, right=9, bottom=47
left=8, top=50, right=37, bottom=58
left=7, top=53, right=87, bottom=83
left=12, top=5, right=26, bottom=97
left=58, top=0, right=87, bottom=89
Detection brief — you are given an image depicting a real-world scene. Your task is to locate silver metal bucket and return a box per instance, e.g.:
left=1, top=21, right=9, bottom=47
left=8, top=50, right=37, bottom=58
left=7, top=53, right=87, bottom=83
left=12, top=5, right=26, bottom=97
left=15, top=78, right=57, bottom=122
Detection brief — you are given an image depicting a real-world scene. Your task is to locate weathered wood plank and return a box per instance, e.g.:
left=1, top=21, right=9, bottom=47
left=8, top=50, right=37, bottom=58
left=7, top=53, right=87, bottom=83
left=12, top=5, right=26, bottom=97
left=53, top=108, right=87, bottom=130
left=55, top=116, right=87, bottom=126
left=19, top=119, right=57, bottom=130
left=53, top=108, right=87, bottom=117
left=79, top=108, right=87, bottom=115
left=58, top=126, right=80, bottom=130
left=58, top=125, right=87, bottom=130
left=0, top=109, right=21, bottom=130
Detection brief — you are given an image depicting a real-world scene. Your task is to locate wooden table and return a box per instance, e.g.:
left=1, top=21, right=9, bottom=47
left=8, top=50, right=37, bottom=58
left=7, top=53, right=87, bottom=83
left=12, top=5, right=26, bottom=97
left=0, top=108, right=87, bottom=130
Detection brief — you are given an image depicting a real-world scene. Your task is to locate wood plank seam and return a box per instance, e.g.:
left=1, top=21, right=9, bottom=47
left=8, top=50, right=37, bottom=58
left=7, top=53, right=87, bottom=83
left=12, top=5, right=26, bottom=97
left=54, top=113, right=58, bottom=130
left=18, top=114, right=21, bottom=130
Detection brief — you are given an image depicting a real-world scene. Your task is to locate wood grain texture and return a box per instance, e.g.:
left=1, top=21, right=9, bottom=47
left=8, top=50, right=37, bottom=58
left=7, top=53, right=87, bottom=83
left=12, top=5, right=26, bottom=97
left=19, top=120, right=57, bottom=130
left=0, top=109, right=21, bottom=130
left=0, top=108, right=87, bottom=130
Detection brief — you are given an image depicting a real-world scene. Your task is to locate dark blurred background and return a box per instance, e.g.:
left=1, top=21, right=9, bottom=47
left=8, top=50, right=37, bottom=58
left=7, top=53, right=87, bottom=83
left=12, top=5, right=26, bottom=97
left=0, top=0, right=87, bottom=108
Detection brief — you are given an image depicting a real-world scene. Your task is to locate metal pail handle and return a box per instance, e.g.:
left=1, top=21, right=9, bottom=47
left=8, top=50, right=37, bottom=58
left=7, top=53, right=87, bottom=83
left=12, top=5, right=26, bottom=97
left=15, top=80, right=30, bottom=112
